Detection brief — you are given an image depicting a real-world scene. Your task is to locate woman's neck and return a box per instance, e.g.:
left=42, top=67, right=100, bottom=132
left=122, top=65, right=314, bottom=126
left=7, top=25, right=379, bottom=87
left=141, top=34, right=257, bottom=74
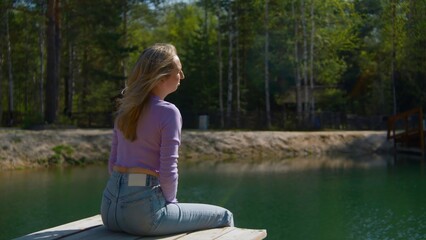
left=151, top=87, right=168, bottom=100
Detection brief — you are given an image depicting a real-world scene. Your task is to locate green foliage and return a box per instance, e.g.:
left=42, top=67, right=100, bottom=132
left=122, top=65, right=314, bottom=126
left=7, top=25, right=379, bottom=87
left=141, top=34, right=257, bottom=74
left=50, top=144, right=75, bottom=165
left=52, top=144, right=74, bottom=156
left=317, top=57, right=347, bottom=85
left=317, top=88, right=347, bottom=112
left=1, top=0, right=426, bottom=129
left=21, top=112, right=44, bottom=129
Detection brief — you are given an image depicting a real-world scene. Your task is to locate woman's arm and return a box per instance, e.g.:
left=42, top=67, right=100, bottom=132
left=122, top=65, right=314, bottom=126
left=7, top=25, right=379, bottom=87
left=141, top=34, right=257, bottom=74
left=158, top=105, right=182, bottom=203
left=108, top=128, right=118, bottom=174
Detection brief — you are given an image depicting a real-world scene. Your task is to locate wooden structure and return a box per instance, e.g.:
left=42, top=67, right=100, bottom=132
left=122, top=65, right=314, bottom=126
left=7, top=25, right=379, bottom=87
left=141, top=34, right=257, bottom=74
left=387, top=107, right=425, bottom=156
left=14, top=215, right=267, bottom=240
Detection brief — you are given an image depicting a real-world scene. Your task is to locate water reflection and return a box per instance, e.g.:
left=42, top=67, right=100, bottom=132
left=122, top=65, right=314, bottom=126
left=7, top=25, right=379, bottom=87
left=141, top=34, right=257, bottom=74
left=183, top=153, right=393, bottom=173
left=0, top=166, right=108, bottom=239
left=180, top=154, right=426, bottom=239
left=2, top=155, right=426, bottom=240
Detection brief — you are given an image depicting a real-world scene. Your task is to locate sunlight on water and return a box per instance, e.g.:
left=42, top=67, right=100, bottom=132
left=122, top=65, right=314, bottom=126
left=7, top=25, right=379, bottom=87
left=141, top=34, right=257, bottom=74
left=1, top=155, right=426, bottom=240
left=349, top=208, right=426, bottom=240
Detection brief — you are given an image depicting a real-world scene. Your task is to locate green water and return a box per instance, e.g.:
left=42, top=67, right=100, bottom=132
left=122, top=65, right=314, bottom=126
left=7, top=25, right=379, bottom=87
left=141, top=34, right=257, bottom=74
left=2, top=156, right=426, bottom=240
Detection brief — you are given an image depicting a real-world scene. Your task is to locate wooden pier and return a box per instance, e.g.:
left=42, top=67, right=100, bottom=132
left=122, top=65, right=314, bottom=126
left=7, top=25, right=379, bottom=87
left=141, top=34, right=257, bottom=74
left=387, top=107, right=426, bottom=156
left=14, top=215, right=267, bottom=240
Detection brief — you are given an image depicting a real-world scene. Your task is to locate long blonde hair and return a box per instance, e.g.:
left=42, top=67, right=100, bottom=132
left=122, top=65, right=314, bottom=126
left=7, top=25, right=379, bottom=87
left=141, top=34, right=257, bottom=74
left=116, top=43, right=177, bottom=141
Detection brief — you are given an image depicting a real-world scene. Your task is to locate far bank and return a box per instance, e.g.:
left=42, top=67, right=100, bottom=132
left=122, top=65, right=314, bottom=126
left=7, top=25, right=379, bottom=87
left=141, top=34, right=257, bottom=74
left=0, top=129, right=393, bottom=170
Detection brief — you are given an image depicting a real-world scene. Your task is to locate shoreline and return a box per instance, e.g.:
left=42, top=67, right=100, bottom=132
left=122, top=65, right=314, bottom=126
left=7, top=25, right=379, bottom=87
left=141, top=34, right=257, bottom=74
left=0, top=129, right=393, bottom=170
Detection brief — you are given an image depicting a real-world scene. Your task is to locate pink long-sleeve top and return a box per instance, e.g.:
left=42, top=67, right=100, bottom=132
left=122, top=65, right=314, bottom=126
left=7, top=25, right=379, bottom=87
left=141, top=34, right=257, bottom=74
left=108, top=95, right=181, bottom=203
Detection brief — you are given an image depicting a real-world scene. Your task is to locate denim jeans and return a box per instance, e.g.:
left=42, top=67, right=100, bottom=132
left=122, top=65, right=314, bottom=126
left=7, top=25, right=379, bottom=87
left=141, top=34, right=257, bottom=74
left=101, top=171, right=234, bottom=236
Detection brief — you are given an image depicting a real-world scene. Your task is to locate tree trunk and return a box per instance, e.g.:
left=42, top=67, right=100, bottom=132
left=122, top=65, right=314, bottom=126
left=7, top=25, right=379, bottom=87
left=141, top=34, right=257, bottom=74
left=264, top=0, right=271, bottom=129
left=235, top=1, right=241, bottom=128
left=301, top=0, right=309, bottom=123
left=226, top=4, right=233, bottom=128
left=216, top=3, right=224, bottom=128
left=24, top=17, right=30, bottom=112
left=0, top=47, right=3, bottom=125
left=64, top=42, right=74, bottom=118
left=293, top=1, right=302, bottom=123
left=309, top=0, right=315, bottom=123
left=236, top=29, right=241, bottom=128
left=64, top=5, right=73, bottom=119
left=80, top=49, right=90, bottom=114
left=391, top=0, right=397, bottom=115
left=201, top=0, right=208, bottom=107
left=45, top=0, right=61, bottom=124
left=121, top=0, right=128, bottom=89
left=38, top=10, right=45, bottom=117
left=6, top=9, right=14, bottom=126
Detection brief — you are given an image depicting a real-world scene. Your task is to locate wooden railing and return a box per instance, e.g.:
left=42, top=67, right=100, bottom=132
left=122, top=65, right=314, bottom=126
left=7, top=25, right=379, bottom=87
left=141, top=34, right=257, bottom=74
left=387, top=107, right=425, bottom=156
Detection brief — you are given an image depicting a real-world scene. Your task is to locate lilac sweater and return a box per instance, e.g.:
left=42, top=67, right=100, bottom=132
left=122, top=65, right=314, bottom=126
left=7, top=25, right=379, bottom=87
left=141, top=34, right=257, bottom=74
left=108, top=95, right=181, bottom=203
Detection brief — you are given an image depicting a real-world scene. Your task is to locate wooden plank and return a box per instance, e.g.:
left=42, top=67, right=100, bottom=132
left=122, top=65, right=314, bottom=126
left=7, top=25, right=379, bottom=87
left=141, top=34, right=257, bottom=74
left=14, top=215, right=103, bottom=240
left=64, top=226, right=140, bottom=240
left=15, top=215, right=267, bottom=240
left=66, top=226, right=188, bottom=240
left=215, top=228, right=267, bottom=240
left=141, top=233, right=188, bottom=240
left=176, top=227, right=235, bottom=240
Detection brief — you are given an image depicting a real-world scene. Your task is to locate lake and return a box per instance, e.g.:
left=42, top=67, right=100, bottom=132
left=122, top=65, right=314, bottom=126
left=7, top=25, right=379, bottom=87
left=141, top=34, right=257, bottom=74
left=1, top=154, right=426, bottom=240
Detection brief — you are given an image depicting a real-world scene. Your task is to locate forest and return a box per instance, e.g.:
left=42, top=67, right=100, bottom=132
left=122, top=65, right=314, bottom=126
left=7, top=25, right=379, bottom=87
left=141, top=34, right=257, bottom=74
left=0, top=0, right=425, bottom=130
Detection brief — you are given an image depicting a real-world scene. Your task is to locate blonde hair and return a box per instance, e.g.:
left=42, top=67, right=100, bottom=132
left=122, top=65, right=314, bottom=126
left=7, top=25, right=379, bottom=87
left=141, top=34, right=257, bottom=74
left=116, top=43, right=177, bottom=141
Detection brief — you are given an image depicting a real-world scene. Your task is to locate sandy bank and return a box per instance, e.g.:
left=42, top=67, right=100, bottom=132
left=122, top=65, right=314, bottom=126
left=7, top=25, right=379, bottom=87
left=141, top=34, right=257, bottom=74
left=0, top=129, right=393, bottom=170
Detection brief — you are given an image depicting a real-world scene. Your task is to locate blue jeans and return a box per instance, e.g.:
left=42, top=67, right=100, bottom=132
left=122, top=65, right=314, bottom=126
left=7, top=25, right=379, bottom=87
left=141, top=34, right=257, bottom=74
left=100, top=171, right=234, bottom=236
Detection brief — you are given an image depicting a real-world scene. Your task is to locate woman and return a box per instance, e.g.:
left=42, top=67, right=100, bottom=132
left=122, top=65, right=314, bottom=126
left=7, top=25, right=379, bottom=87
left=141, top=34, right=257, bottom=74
left=101, top=43, right=234, bottom=236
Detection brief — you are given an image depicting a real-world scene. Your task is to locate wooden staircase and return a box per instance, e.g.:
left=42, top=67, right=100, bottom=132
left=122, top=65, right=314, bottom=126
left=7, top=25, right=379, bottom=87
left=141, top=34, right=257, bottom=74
left=387, top=107, right=425, bottom=156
